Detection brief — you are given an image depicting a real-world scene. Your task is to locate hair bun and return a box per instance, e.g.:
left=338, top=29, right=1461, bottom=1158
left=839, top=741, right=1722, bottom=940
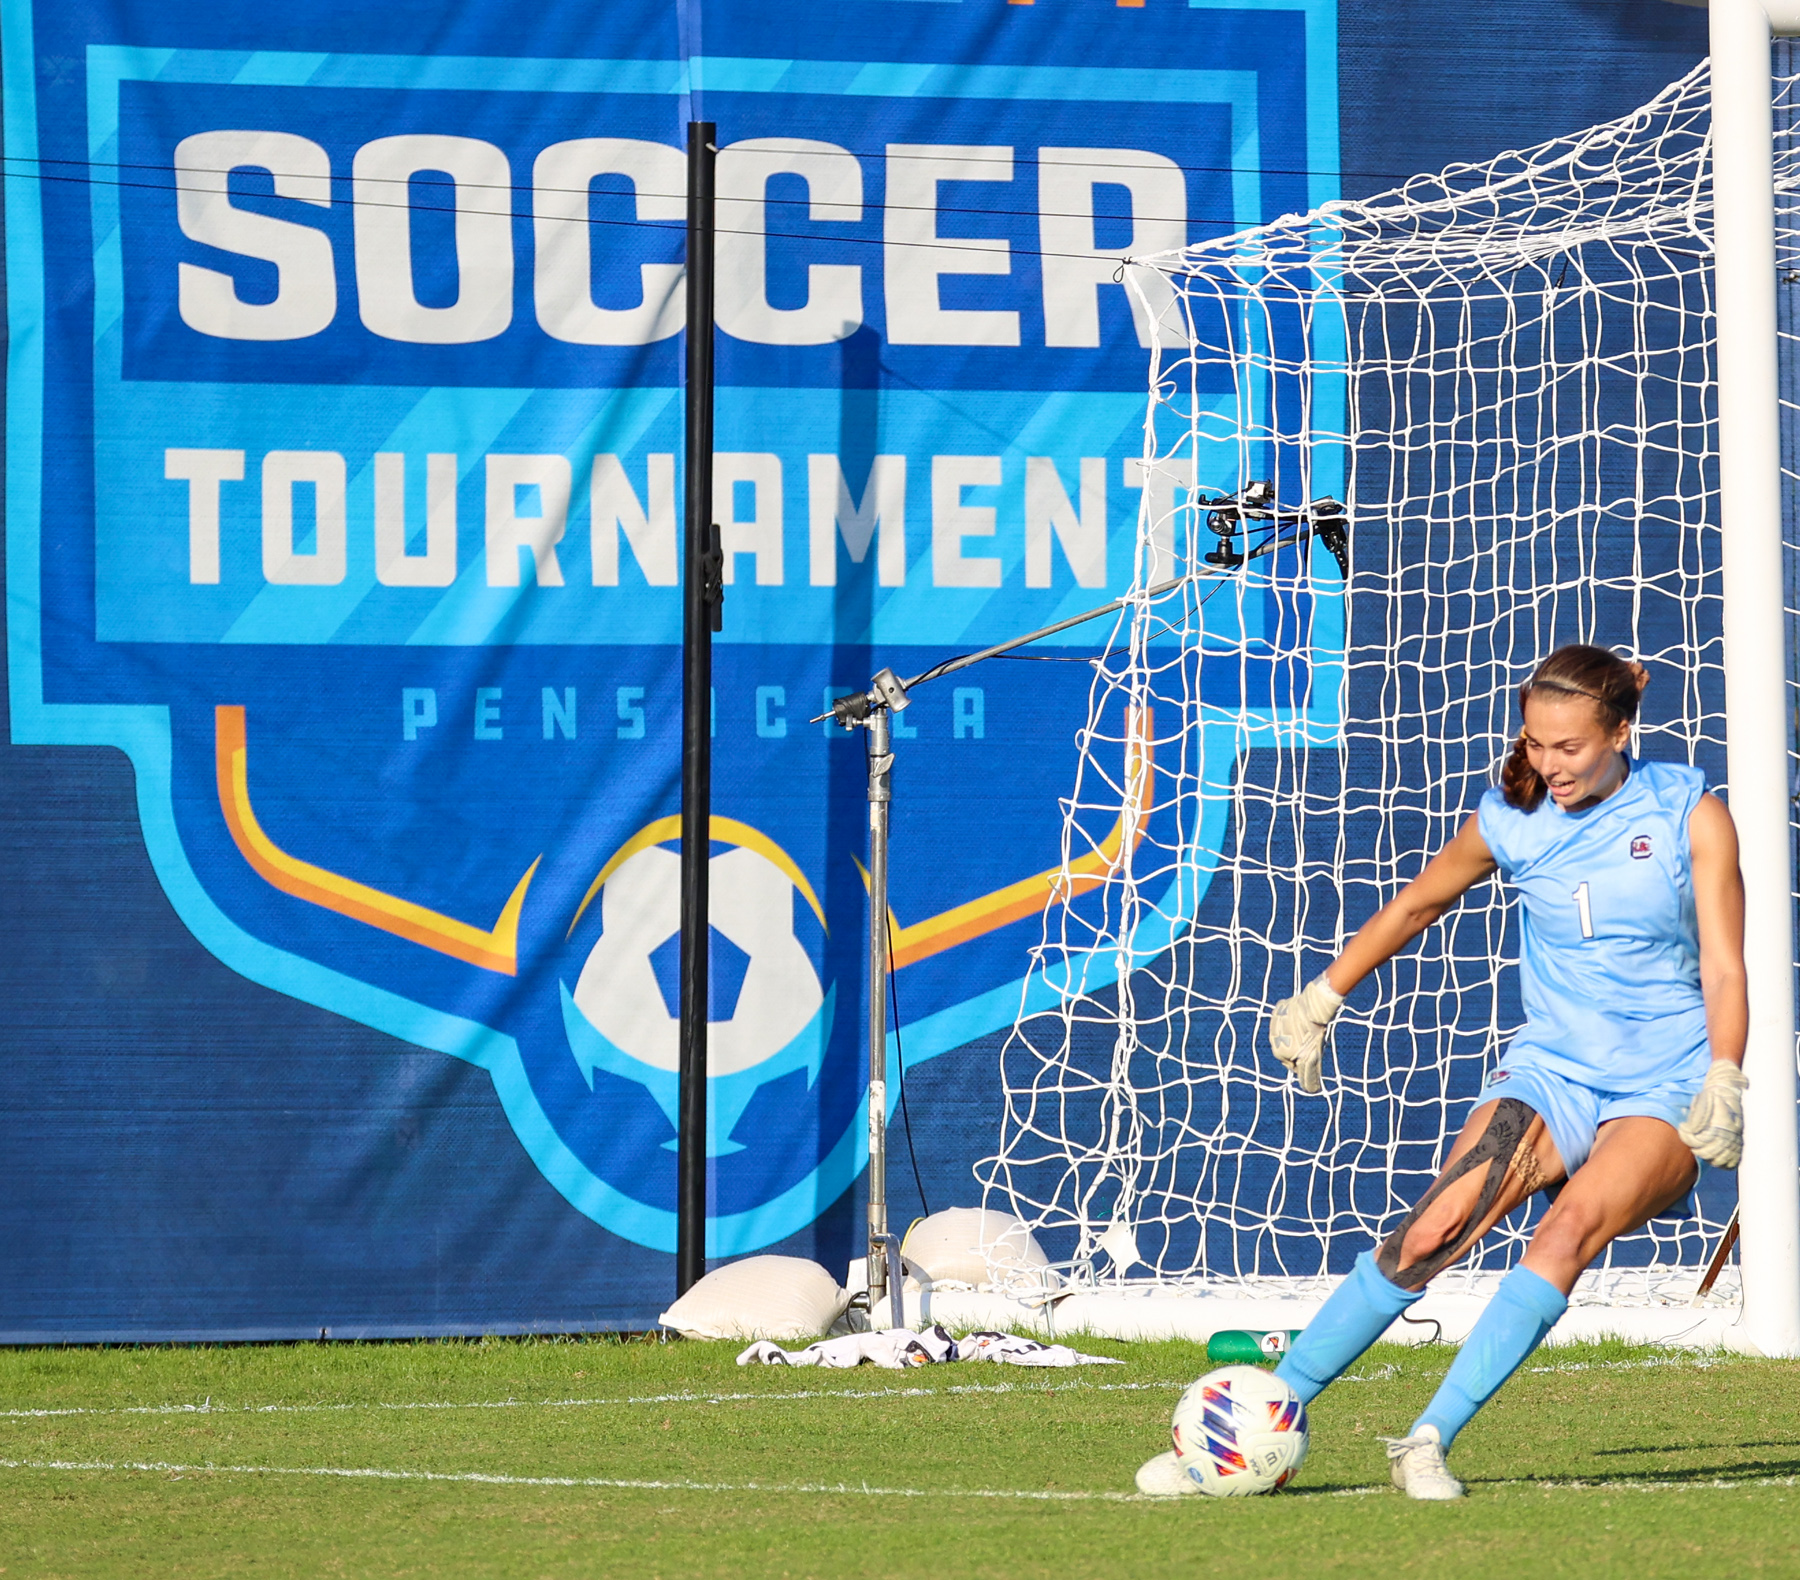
left=1626, top=660, right=1649, bottom=694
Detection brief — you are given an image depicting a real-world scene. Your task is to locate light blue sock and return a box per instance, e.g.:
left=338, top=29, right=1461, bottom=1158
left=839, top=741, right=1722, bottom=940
left=1414, top=1265, right=1567, bottom=1448
left=1274, top=1250, right=1424, bottom=1404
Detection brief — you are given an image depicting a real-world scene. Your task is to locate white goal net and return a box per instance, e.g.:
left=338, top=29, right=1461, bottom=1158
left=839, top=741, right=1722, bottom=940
left=980, top=61, right=1790, bottom=1307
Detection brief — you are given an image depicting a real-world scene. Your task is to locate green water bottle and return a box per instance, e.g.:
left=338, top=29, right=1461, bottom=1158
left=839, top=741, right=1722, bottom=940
left=1206, top=1328, right=1302, bottom=1365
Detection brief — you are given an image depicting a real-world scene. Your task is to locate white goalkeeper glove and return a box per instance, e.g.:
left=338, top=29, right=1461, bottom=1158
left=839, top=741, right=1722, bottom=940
left=1267, top=975, right=1344, bottom=1095
left=1677, top=1061, right=1749, bottom=1170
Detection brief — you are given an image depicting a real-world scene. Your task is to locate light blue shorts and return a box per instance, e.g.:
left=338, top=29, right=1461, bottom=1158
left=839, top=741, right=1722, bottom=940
left=1475, top=1060, right=1705, bottom=1179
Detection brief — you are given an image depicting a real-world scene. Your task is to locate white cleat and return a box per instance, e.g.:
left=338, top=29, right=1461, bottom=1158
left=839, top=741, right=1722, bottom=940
left=1379, top=1425, right=1465, bottom=1500
left=1135, top=1450, right=1200, bottom=1497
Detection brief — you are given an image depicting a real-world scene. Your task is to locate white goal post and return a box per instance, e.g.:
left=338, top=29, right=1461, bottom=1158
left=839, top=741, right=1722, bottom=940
left=1709, top=0, right=1800, bottom=1361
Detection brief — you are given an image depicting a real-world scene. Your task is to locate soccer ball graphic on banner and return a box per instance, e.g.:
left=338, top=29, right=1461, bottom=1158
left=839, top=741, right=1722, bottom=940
left=1168, top=1366, right=1309, bottom=1496
left=560, top=832, right=834, bottom=1156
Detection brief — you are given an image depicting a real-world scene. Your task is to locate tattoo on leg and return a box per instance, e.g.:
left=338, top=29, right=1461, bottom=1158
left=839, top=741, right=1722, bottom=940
left=1376, top=1099, right=1536, bottom=1291
left=1511, top=1144, right=1550, bottom=1198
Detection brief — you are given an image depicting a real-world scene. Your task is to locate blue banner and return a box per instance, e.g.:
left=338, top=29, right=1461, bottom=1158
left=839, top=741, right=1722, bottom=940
left=1, top=0, right=1708, bottom=1338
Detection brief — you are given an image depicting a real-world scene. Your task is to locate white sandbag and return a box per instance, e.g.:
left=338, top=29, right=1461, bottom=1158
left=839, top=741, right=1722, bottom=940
left=899, top=1207, right=1052, bottom=1289
left=659, top=1255, right=849, bottom=1342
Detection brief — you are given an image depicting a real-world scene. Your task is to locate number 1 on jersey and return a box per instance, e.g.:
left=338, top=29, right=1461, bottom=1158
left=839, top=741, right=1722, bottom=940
left=1572, top=880, right=1595, bottom=940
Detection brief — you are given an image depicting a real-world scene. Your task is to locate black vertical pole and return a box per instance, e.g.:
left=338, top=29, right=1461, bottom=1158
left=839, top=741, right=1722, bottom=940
left=677, top=121, right=717, bottom=1298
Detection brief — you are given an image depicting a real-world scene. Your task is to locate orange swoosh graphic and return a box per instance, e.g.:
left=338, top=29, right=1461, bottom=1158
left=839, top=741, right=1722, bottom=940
left=215, top=705, right=538, bottom=976
left=566, top=814, right=828, bottom=940
left=887, top=707, right=1154, bottom=970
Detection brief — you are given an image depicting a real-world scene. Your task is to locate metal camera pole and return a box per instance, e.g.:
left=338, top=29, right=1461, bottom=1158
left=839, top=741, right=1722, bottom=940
left=818, top=485, right=1348, bottom=1326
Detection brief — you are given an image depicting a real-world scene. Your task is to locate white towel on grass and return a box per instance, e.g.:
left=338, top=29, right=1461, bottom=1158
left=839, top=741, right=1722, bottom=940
left=735, top=1324, right=1122, bottom=1370
left=952, top=1330, right=1122, bottom=1367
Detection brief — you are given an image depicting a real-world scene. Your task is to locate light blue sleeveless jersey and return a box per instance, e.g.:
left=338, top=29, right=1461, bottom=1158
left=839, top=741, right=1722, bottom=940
left=1476, top=759, right=1709, bottom=1090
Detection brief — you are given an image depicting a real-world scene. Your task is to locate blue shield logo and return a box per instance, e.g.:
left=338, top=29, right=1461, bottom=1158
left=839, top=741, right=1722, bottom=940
left=6, top=5, right=1340, bottom=1258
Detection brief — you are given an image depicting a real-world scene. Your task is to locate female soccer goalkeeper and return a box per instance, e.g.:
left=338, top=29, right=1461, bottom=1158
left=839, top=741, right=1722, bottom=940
left=1265, top=644, right=1748, bottom=1500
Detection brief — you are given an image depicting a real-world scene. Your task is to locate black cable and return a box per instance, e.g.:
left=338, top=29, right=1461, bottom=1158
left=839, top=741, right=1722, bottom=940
left=0, top=161, right=1263, bottom=263
left=990, top=645, right=1131, bottom=665
left=885, top=911, right=931, bottom=1220
left=1398, top=1309, right=1443, bottom=1344
left=7, top=152, right=1229, bottom=228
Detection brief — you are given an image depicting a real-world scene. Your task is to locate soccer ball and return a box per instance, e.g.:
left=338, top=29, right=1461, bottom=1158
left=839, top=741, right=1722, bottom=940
left=1168, top=1365, right=1308, bottom=1496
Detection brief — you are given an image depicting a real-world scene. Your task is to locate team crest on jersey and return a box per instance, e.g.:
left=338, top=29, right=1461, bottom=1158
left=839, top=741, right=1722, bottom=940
left=1630, top=835, right=1653, bottom=860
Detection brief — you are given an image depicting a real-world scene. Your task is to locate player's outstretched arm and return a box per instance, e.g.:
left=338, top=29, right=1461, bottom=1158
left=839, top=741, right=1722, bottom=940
left=1268, top=815, right=1496, bottom=1093
left=1678, top=792, right=1749, bottom=1168
left=1324, top=814, right=1499, bottom=998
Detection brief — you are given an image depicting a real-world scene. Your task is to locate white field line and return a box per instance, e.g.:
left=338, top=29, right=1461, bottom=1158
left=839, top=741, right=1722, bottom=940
left=0, top=1351, right=1753, bottom=1424
left=0, top=1379, right=1181, bottom=1421
left=1341, top=1352, right=1748, bottom=1385
left=3, top=1456, right=1799, bottom=1503
left=0, top=1457, right=1143, bottom=1502
left=1329, top=1474, right=1800, bottom=1498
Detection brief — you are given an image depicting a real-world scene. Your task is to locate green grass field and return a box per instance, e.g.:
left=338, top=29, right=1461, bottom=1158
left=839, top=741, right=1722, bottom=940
left=3, top=1335, right=1798, bottom=1578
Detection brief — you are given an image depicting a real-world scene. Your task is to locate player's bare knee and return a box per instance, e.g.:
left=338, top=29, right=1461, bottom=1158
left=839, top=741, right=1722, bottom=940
left=1533, top=1196, right=1604, bottom=1268
left=1377, top=1205, right=1469, bottom=1288
left=1400, top=1200, right=1468, bottom=1263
